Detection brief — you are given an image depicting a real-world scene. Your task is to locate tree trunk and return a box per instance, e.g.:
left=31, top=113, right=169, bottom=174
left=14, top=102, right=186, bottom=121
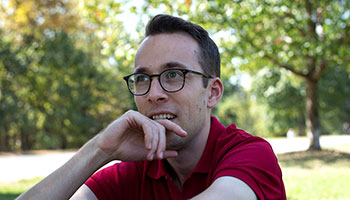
left=21, top=130, right=35, bottom=151
left=60, top=134, right=68, bottom=149
left=306, top=79, right=322, bottom=150
left=298, top=111, right=305, bottom=136
left=0, top=125, right=12, bottom=151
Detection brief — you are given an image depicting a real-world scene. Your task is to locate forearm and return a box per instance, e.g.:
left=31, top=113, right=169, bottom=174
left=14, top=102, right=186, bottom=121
left=16, top=111, right=186, bottom=200
left=190, top=177, right=257, bottom=200
left=16, top=136, right=109, bottom=200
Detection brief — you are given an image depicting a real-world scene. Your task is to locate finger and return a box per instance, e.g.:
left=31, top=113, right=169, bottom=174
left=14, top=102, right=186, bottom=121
left=155, top=124, right=166, bottom=159
left=156, top=120, right=187, bottom=137
left=133, top=114, right=163, bottom=161
left=147, top=151, right=154, bottom=161
left=150, top=124, right=159, bottom=159
left=137, top=118, right=156, bottom=160
left=143, top=124, right=153, bottom=150
left=124, top=111, right=154, bottom=151
left=143, top=123, right=158, bottom=161
left=163, top=150, right=178, bottom=159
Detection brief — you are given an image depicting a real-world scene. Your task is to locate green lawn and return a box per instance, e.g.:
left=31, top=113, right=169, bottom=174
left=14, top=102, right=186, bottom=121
left=1, top=147, right=350, bottom=200
left=0, top=177, right=42, bottom=200
left=278, top=149, right=350, bottom=200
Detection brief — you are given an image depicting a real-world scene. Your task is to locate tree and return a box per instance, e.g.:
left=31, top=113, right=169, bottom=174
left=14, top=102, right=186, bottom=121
left=143, top=0, right=350, bottom=150
left=319, top=65, right=350, bottom=135
left=214, top=83, right=271, bottom=138
left=0, top=40, right=29, bottom=150
left=2, top=0, right=349, bottom=151
left=252, top=69, right=306, bottom=137
left=214, top=0, right=350, bottom=150
left=0, top=0, right=135, bottom=151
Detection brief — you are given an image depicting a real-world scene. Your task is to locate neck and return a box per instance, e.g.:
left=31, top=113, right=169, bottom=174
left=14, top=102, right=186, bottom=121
left=166, top=116, right=211, bottom=187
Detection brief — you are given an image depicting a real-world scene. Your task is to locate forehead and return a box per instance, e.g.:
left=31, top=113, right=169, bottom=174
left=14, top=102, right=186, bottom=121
left=134, top=32, right=201, bottom=73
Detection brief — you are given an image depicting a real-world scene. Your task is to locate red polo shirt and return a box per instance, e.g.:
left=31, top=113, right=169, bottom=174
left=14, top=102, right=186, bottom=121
left=85, top=117, right=286, bottom=200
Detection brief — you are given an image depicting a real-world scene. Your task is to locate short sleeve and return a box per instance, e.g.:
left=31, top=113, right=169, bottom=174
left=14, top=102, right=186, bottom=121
left=85, top=162, right=142, bottom=200
left=212, top=136, right=286, bottom=200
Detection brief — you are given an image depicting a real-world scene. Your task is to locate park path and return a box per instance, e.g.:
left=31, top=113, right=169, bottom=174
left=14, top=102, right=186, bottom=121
left=1, top=135, right=350, bottom=183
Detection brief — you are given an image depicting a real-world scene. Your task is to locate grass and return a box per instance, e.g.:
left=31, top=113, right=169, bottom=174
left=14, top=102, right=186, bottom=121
left=278, top=148, right=350, bottom=200
left=0, top=177, right=42, bottom=200
left=1, top=145, right=350, bottom=200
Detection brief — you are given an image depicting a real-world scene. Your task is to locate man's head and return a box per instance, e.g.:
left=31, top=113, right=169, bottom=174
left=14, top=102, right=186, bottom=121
left=128, top=15, right=223, bottom=150
left=145, top=14, right=220, bottom=87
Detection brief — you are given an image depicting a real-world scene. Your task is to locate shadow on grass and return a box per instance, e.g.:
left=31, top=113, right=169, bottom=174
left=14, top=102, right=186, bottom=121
left=0, top=193, right=21, bottom=200
left=277, top=150, right=350, bottom=169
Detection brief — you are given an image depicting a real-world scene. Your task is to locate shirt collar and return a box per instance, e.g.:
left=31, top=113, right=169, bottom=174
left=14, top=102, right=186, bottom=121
left=147, top=116, right=226, bottom=179
left=147, top=160, right=165, bottom=179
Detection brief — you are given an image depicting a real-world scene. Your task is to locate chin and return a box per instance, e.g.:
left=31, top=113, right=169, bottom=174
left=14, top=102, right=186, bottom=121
left=166, top=134, right=185, bottom=150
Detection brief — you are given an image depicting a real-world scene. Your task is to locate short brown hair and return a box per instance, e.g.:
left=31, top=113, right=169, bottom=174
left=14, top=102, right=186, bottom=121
left=145, top=14, right=220, bottom=87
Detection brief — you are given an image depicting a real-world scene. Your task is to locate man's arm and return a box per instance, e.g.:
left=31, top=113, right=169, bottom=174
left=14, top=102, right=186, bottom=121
left=191, top=176, right=257, bottom=200
left=16, top=110, right=187, bottom=200
left=16, top=138, right=107, bottom=200
left=70, top=184, right=98, bottom=200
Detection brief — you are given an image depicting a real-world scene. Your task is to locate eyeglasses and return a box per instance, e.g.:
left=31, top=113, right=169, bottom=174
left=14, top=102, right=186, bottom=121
left=123, top=68, right=213, bottom=96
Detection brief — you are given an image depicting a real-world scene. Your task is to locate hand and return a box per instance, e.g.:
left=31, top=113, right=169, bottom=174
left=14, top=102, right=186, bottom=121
left=96, top=110, right=187, bottom=162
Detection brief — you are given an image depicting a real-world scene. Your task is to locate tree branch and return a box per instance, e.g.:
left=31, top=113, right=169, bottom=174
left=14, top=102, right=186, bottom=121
left=241, top=33, right=308, bottom=79
left=338, top=24, right=350, bottom=46
left=264, top=54, right=308, bottom=78
left=304, top=0, right=317, bottom=36
left=280, top=12, right=307, bottom=37
left=312, top=60, right=328, bottom=80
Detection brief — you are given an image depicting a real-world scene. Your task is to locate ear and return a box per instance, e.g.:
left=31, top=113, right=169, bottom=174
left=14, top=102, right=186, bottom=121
left=207, top=77, right=224, bottom=109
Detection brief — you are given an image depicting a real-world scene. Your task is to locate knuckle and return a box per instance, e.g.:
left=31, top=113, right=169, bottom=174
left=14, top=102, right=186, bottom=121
left=125, top=110, right=136, bottom=116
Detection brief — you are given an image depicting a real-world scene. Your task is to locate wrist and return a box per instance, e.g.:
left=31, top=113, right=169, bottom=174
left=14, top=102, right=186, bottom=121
left=76, top=136, right=115, bottom=172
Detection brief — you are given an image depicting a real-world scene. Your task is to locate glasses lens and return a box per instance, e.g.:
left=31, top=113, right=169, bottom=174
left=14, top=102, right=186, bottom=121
left=160, top=69, right=185, bottom=92
left=129, top=74, right=150, bottom=95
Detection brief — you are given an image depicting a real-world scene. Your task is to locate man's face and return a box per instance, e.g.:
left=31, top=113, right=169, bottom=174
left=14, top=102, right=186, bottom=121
left=133, top=32, right=211, bottom=150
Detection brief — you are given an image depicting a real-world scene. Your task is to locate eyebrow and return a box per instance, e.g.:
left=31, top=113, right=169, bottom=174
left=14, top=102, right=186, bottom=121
left=134, top=61, right=189, bottom=74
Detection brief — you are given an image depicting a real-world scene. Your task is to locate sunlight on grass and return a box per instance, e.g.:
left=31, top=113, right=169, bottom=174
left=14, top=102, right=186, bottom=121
left=1, top=148, right=350, bottom=200
left=0, top=177, right=42, bottom=200
left=283, top=167, right=350, bottom=200
left=278, top=149, right=350, bottom=200
left=325, top=143, right=350, bottom=153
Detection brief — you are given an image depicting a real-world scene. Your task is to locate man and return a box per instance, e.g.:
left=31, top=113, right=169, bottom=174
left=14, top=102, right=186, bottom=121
left=17, top=14, right=286, bottom=200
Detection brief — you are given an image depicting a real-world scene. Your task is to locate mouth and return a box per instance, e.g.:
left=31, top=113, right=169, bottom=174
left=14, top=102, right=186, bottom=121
left=151, top=113, right=176, bottom=120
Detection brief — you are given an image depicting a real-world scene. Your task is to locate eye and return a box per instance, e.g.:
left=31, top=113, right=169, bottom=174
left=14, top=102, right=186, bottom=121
left=134, top=74, right=149, bottom=83
left=164, top=70, right=182, bottom=79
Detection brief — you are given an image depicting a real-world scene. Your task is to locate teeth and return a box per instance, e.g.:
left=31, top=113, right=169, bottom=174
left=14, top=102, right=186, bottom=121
left=152, top=114, right=175, bottom=120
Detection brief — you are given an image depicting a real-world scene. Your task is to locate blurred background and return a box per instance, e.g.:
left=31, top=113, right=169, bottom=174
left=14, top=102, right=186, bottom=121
left=0, top=0, right=349, bottom=199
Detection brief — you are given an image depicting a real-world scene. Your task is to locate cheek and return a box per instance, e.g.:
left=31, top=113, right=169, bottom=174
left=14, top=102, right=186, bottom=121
left=134, top=97, right=144, bottom=112
left=202, top=98, right=206, bottom=107
left=199, top=91, right=208, bottom=106
left=198, top=98, right=207, bottom=112
left=188, top=93, right=207, bottom=114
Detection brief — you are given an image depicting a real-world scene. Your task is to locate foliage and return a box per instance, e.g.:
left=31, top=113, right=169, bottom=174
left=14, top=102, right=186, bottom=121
left=0, top=0, right=135, bottom=151
left=0, top=40, right=29, bottom=150
left=319, top=66, right=350, bottom=135
left=251, top=64, right=350, bottom=136
left=252, top=69, right=306, bottom=136
left=143, top=0, right=350, bottom=149
left=0, top=0, right=349, bottom=151
left=214, top=81, right=271, bottom=137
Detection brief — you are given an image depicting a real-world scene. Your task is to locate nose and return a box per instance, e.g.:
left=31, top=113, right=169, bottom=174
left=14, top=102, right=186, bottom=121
left=147, top=78, right=168, bottom=103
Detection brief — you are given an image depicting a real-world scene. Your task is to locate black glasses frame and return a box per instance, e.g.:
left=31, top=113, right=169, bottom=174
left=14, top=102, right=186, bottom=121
left=123, top=68, right=213, bottom=96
